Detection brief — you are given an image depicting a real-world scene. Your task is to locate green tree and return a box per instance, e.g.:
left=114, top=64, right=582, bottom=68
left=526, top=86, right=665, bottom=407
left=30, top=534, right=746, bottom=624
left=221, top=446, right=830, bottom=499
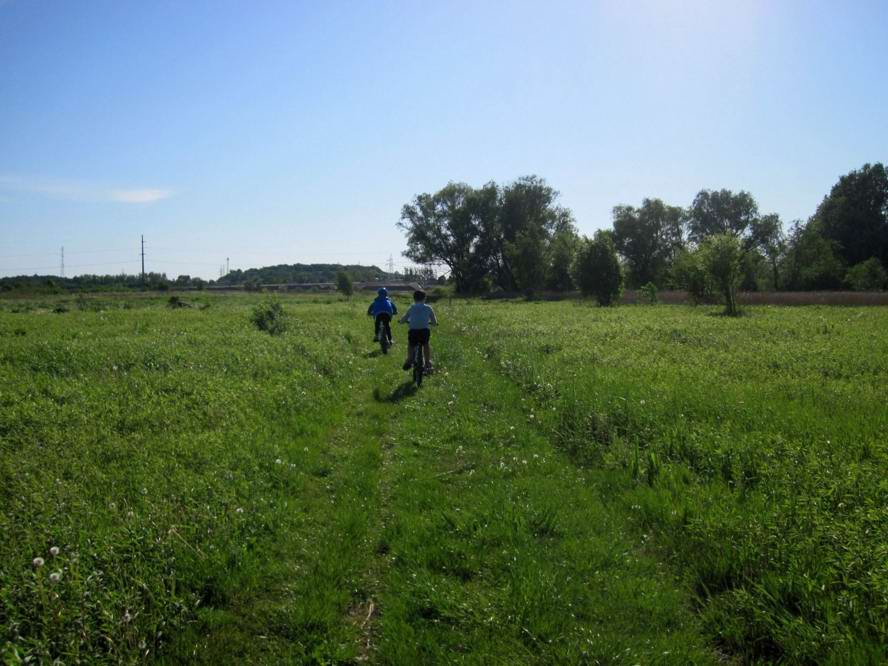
left=845, top=258, right=888, bottom=291
left=687, top=189, right=759, bottom=243
left=701, top=234, right=743, bottom=315
left=781, top=220, right=846, bottom=290
left=612, top=198, right=685, bottom=287
left=494, top=176, right=576, bottom=292
left=813, top=163, right=888, bottom=268
left=506, top=229, right=547, bottom=296
left=572, top=231, right=623, bottom=306
left=670, top=248, right=712, bottom=303
left=399, top=176, right=577, bottom=294
left=336, top=271, right=353, bottom=298
left=545, top=227, right=579, bottom=291
left=399, top=182, right=497, bottom=294
left=750, top=213, right=786, bottom=289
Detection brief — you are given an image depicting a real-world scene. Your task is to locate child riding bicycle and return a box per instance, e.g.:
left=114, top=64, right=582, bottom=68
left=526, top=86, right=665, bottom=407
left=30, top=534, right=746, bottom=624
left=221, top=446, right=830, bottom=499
left=367, top=287, right=397, bottom=344
left=399, top=289, right=437, bottom=371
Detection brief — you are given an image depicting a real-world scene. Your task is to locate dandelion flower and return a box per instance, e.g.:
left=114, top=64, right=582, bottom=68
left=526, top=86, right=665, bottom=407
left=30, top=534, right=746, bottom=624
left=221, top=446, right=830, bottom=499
left=49, top=571, right=62, bottom=583
left=275, top=458, right=282, bottom=465
left=49, top=546, right=60, bottom=557
left=236, top=507, right=244, bottom=514
left=33, top=557, right=45, bottom=568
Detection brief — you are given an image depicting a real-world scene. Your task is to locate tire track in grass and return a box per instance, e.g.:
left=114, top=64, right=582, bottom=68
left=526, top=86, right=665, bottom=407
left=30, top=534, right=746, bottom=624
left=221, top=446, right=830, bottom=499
left=163, top=339, right=394, bottom=664
left=366, top=318, right=716, bottom=664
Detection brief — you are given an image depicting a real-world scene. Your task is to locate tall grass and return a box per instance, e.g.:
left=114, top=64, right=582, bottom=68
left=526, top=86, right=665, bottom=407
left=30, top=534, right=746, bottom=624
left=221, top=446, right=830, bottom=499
left=2, top=293, right=885, bottom=663
left=453, top=301, right=888, bottom=662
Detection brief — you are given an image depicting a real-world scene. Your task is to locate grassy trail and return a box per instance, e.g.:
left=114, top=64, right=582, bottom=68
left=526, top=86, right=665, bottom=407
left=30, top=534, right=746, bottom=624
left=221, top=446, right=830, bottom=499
left=357, top=317, right=715, bottom=664
left=173, top=315, right=716, bottom=663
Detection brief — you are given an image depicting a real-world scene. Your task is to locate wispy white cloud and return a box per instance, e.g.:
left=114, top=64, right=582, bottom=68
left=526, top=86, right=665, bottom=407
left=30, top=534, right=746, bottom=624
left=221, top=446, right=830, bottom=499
left=110, top=189, right=173, bottom=204
left=0, top=175, right=174, bottom=204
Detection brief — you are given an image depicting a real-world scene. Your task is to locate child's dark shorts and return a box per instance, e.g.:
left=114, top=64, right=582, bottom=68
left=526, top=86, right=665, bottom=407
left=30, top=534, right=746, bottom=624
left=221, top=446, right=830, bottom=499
left=408, top=328, right=431, bottom=345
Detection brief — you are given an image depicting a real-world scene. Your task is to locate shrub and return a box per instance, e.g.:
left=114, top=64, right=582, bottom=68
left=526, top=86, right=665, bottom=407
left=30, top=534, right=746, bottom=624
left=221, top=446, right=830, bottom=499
left=167, top=296, right=190, bottom=309
left=427, top=287, right=449, bottom=303
left=640, top=282, right=658, bottom=304
left=572, top=231, right=623, bottom=306
left=336, top=271, right=353, bottom=298
left=845, top=258, right=887, bottom=291
left=250, top=299, right=288, bottom=335
left=671, top=248, right=713, bottom=304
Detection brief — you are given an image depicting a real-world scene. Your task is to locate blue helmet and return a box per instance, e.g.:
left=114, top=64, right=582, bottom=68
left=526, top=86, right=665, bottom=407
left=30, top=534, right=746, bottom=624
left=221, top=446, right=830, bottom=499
left=377, top=287, right=388, bottom=297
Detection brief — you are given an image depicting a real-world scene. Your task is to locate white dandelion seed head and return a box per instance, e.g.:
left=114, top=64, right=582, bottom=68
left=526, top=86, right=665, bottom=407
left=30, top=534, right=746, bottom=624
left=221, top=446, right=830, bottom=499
left=236, top=507, right=244, bottom=514
left=49, top=571, right=62, bottom=583
left=49, top=546, right=60, bottom=557
left=275, top=458, right=282, bottom=465
left=33, top=557, right=45, bottom=568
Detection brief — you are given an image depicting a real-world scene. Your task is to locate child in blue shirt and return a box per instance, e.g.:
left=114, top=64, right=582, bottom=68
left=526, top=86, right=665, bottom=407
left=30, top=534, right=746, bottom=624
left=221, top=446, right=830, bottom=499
left=399, top=289, right=438, bottom=371
left=367, top=287, right=397, bottom=344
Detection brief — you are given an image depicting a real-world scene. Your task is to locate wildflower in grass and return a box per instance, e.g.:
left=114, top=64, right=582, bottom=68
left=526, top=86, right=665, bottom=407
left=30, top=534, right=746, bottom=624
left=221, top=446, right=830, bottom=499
left=49, top=546, right=60, bottom=557
left=49, top=571, right=62, bottom=583
left=124, top=611, right=132, bottom=623
left=275, top=458, right=282, bottom=465
left=33, top=557, right=45, bottom=568
left=236, top=507, right=244, bottom=514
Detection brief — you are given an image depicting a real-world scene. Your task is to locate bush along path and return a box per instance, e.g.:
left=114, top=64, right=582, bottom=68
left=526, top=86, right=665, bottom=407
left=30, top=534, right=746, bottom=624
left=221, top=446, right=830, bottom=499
left=360, top=318, right=715, bottom=664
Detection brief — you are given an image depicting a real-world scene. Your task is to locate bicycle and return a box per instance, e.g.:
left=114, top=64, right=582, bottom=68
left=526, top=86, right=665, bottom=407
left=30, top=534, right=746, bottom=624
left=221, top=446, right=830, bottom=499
left=374, top=314, right=393, bottom=355
left=412, top=341, right=424, bottom=387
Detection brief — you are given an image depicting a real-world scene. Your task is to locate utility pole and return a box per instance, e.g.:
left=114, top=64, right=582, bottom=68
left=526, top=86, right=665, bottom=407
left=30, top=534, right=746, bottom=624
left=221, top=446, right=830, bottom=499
left=60, top=246, right=64, bottom=278
left=386, top=254, right=395, bottom=274
left=140, top=235, right=145, bottom=281
left=226, top=257, right=230, bottom=275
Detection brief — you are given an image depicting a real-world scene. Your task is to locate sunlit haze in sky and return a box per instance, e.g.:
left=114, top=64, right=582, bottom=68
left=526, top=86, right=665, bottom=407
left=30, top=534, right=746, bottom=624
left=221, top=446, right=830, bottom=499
left=2, top=0, right=887, bottom=279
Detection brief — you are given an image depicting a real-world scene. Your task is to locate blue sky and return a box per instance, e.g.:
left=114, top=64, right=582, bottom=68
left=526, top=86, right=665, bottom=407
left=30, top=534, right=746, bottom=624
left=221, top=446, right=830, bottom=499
left=1, top=0, right=886, bottom=279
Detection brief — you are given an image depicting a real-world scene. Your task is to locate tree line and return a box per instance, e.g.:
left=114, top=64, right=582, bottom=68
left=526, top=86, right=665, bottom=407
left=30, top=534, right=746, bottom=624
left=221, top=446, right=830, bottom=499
left=398, top=163, right=888, bottom=305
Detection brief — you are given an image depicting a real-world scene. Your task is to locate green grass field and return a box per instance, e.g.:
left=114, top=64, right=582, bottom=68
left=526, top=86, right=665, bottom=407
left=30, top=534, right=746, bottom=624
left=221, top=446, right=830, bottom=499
left=1, top=293, right=886, bottom=664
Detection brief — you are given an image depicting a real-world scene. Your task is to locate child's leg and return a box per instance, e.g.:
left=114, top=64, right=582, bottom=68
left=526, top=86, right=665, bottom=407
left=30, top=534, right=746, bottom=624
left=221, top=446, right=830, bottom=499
left=373, top=317, right=380, bottom=340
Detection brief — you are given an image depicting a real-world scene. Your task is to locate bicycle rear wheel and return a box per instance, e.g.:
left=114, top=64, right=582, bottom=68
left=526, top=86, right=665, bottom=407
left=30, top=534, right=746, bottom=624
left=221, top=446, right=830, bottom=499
left=413, top=345, right=423, bottom=387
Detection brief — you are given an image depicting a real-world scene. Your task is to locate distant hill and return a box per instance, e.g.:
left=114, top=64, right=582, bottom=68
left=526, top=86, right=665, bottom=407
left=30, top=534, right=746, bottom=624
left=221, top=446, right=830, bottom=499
left=217, top=263, right=386, bottom=286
